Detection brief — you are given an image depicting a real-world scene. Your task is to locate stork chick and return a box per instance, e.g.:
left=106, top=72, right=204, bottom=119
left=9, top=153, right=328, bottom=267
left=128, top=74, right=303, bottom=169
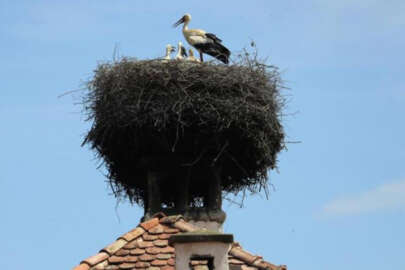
left=175, top=41, right=188, bottom=60
left=164, top=44, right=176, bottom=60
left=187, top=48, right=200, bottom=62
left=173, top=13, right=230, bottom=64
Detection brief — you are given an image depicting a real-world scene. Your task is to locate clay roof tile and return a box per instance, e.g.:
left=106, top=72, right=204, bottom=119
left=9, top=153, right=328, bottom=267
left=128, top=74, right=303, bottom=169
left=173, top=219, right=199, bottom=232
left=159, top=215, right=183, bottom=224
left=74, top=215, right=286, bottom=270
left=140, top=218, right=160, bottom=231
left=119, top=227, right=145, bottom=242
left=82, top=252, right=109, bottom=266
left=73, top=263, right=91, bottom=270
left=101, top=239, right=128, bottom=255
left=148, top=224, right=164, bottom=235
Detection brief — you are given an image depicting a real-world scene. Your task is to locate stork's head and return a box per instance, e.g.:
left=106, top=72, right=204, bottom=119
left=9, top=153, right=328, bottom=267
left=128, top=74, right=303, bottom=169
left=166, top=44, right=175, bottom=54
left=173, top=13, right=191, bottom=27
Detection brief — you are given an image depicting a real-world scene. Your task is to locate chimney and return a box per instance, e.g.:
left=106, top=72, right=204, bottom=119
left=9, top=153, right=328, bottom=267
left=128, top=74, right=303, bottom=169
left=144, top=166, right=226, bottom=232
left=169, top=232, right=234, bottom=270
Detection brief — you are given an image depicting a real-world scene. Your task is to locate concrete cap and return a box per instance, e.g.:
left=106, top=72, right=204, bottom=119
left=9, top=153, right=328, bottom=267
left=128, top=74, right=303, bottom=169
left=169, top=232, right=234, bottom=245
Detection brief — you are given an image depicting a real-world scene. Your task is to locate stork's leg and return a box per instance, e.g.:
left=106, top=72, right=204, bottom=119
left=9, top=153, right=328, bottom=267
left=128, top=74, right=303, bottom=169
left=199, top=51, right=204, bottom=62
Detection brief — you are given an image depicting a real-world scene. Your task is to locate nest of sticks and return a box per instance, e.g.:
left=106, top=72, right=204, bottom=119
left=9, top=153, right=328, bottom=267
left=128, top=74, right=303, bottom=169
left=82, top=53, right=285, bottom=206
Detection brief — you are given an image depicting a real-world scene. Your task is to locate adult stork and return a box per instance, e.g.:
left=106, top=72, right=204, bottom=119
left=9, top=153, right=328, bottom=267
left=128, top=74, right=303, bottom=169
left=175, top=41, right=188, bottom=60
left=173, top=13, right=230, bottom=64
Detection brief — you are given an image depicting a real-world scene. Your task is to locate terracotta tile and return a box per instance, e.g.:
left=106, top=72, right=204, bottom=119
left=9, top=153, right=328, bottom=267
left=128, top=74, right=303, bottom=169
left=102, top=239, right=128, bottom=255
left=159, top=215, right=182, bottom=224
left=140, top=218, right=159, bottom=231
left=251, top=257, right=264, bottom=267
left=137, top=241, right=154, bottom=248
left=93, top=260, right=109, bottom=270
left=253, top=260, right=282, bottom=270
left=151, top=260, right=167, bottom=266
left=147, top=267, right=160, bottom=270
left=135, top=262, right=151, bottom=268
left=73, top=263, right=90, bottom=270
left=173, top=220, right=197, bottom=232
left=139, top=254, right=155, bottom=262
left=148, top=225, right=164, bottom=235
left=125, top=256, right=138, bottom=263
left=130, top=248, right=146, bottom=255
left=120, top=227, right=145, bottom=242
left=157, top=234, right=170, bottom=240
left=153, top=239, right=168, bottom=247
left=163, top=228, right=179, bottom=234
left=123, top=240, right=139, bottom=250
left=159, top=246, right=175, bottom=254
left=145, top=247, right=161, bottom=255
left=229, top=259, right=245, bottom=265
left=105, top=266, right=119, bottom=270
left=119, top=263, right=137, bottom=269
left=156, top=254, right=171, bottom=260
left=167, top=258, right=175, bottom=266
left=229, top=247, right=257, bottom=264
left=143, top=234, right=158, bottom=241
left=161, top=266, right=175, bottom=270
left=109, top=256, right=127, bottom=264
left=115, top=249, right=130, bottom=256
left=82, top=252, right=109, bottom=266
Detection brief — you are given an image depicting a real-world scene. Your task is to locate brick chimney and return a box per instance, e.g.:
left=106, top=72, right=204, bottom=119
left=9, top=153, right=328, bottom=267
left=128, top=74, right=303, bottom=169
left=169, top=232, right=234, bottom=270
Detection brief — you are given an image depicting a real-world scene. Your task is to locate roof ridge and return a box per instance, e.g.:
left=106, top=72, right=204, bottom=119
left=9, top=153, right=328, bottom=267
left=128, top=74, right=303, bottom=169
left=72, top=215, right=287, bottom=270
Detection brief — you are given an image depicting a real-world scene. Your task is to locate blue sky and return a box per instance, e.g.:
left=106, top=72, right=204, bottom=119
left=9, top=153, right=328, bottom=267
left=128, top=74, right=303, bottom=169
left=1, top=1, right=404, bottom=269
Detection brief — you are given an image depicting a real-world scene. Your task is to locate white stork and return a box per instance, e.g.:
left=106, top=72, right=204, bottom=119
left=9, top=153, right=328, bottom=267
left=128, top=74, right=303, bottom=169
left=187, top=48, right=200, bottom=62
left=173, top=13, right=230, bottom=64
left=175, top=41, right=188, bottom=60
left=163, top=44, right=175, bottom=60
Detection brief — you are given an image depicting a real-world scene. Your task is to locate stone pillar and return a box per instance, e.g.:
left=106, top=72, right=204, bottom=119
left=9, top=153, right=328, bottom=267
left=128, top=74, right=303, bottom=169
left=144, top=170, right=161, bottom=220
left=175, top=173, right=189, bottom=213
left=206, top=167, right=222, bottom=210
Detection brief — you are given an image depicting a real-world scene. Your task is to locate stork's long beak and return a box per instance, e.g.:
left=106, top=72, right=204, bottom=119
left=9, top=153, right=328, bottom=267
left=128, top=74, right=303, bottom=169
left=173, top=16, right=185, bottom=27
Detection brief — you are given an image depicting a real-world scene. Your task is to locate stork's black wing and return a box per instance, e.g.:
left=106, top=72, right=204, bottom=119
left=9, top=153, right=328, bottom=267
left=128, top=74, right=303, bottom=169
left=194, top=42, right=230, bottom=64
left=205, top=33, right=222, bottom=43
left=180, top=45, right=188, bottom=57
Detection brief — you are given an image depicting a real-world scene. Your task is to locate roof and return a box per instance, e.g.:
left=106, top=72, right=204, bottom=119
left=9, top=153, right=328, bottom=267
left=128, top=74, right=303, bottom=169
left=72, top=214, right=287, bottom=270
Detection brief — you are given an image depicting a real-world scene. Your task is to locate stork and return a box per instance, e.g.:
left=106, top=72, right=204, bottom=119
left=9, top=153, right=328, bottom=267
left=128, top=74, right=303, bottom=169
left=187, top=48, right=200, bottom=62
left=173, top=13, right=230, bottom=64
left=163, top=44, right=176, bottom=60
left=175, top=41, right=188, bottom=60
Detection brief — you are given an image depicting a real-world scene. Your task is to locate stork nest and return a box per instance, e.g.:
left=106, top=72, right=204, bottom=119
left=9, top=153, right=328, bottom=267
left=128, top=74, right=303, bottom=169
left=82, top=54, right=285, bottom=206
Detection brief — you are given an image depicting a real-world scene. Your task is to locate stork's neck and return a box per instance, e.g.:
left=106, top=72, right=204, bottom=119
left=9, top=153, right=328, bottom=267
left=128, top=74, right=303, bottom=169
left=176, top=48, right=181, bottom=58
left=182, top=20, right=189, bottom=32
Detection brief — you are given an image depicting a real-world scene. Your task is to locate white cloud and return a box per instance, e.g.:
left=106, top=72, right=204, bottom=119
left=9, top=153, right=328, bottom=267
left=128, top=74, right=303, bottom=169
left=322, top=179, right=405, bottom=217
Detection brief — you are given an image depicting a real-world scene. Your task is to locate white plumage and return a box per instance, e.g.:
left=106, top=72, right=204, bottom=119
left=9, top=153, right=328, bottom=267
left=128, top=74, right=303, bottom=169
left=173, top=13, right=230, bottom=64
left=163, top=44, right=175, bottom=60
left=187, top=48, right=200, bottom=62
left=175, top=41, right=188, bottom=60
